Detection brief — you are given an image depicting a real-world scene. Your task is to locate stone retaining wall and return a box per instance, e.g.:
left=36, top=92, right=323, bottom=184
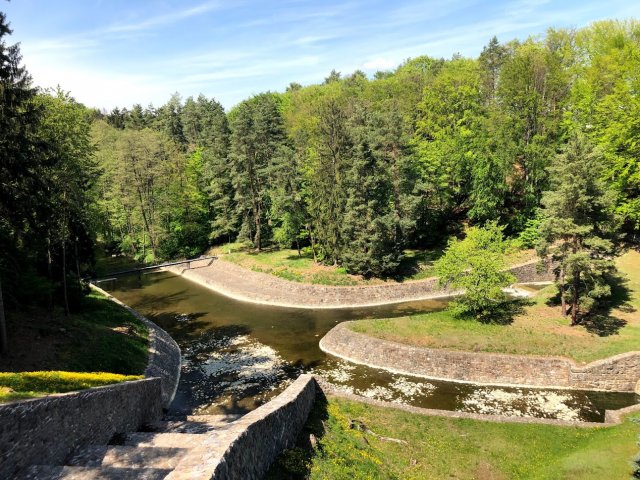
left=316, top=377, right=640, bottom=427
left=508, top=259, right=554, bottom=283
left=166, top=258, right=553, bottom=309
left=0, top=378, right=162, bottom=479
left=320, top=322, right=640, bottom=393
left=0, top=288, right=182, bottom=477
left=167, top=375, right=318, bottom=480
left=91, top=283, right=182, bottom=407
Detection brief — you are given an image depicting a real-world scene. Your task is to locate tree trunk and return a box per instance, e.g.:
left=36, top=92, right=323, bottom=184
left=559, top=265, right=567, bottom=316
left=74, top=238, right=81, bottom=281
left=47, top=235, right=53, bottom=309
left=0, top=275, right=7, bottom=355
left=255, top=205, right=262, bottom=251
left=571, top=270, right=580, bottom=326
left=307, top=225, right=318, bottom=263
left=62, top=240, right=70, bottom=317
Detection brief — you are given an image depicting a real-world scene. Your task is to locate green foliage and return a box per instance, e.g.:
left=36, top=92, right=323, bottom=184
left=229, top=93, right=287, bottom=250
left=341, top=119, right=402, bottom=277
left=5, top=4, right=640, bottom=306
left=516, top=214, right=542, bottom=248
left=268, top=397, right=640, bottom=480
left=538, top=134, right=617, bottom=324
left=0, top=10, right=97, bottom=321
left=435, top=222, right=515, bottom=322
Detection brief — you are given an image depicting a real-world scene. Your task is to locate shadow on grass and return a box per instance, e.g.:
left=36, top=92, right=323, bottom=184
left=455, top=298, right=531, bottom=326
left=265, top=389, right=329, bottom=480
left=391, top=248, right=445, bottom=282
left=607, top=271, right=636, bottom=313
left=582, top=315, right=627, bottom=337
left=544, top=271, right=634, bottom=336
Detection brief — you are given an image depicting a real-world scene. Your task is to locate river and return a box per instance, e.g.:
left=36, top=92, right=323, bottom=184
left=102, top=269, right=638, bottom=423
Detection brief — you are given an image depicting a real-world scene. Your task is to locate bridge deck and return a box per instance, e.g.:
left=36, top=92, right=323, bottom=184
left=92, top=256, right=216, bottom=281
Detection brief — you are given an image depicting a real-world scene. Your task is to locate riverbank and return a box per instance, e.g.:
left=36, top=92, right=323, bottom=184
left=347, top=250, right=640, bottom=363
left=267, top=395, right=640, bottom=480
left=208, top=243, right=538, bottom=286
left=164, top=256, right=551, bottom=309
left=321, top=321, right=640, bottom=392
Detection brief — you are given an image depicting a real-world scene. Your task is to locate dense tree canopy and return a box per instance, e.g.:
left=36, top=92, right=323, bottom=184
left=2, top=8, right=640, bottom=336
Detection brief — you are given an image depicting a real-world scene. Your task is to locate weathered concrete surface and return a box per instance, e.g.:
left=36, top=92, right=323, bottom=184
left=91, top=284, right=182, bottom=407
left=0, top=378, right=163, bottom=479
left=165, top=258, right=553, bottom=309
left=166, top=374, right=318, bottom=480
left=320, top=322, right=640, bottom=392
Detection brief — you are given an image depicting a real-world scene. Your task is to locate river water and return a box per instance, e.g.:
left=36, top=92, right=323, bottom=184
left=102, top=270, right=638, bottom=423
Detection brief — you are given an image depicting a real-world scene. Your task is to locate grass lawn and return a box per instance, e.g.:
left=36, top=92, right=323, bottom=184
left=350, top=250, right=640, bottom=363
left=268, top=396, right=640, bottom=480
left=209, top=242, right=537, bottom=286
left=0, top=290, right=149, bottom=403
left=0, top=371, right=142, bottom=403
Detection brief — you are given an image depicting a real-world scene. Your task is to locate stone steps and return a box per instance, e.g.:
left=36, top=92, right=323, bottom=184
left=147, top=413, right=243, bottom=434
left=68, top=445, right=188, bottom=469
left=18, top=465, right=172, bottom=479
left=18, top=413, right=245, bottom=479
left=123, top=432, right=205, bottom=448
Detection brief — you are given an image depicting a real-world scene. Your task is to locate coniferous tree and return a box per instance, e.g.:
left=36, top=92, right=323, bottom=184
left=537, top=134, right=617, bottom=325
left=229, top=93, right=286, bottom=250
left=269, top=143, right=308, bottom=254
left=307, top=97, right=352, bottom=264
left=0, top=11, right=42, bottom=352
left=341, top=133, right=400, bottom=277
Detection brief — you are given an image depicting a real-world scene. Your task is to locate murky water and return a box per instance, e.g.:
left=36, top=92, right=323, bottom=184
left=103, top=270, right=638, bottom=422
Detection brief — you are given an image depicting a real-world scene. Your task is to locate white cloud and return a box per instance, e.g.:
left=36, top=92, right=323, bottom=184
left=362, top=57, right=396, bottom=70
left=103, top=1, right=225, bottom=34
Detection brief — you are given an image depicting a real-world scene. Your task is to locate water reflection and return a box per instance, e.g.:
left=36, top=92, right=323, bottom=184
left=105, top=271, right=637, bottom=422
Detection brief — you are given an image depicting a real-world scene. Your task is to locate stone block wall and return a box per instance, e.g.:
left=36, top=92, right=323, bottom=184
left=0, top=378, right=162, bottom=478
left=571, top=353, right=640, bottom=392
left=168, top=258, right=553, bottom=309
left=508, top=259, right=555, bottom=283
left=0, top=287, right=182, bottom=478
left=320, top=322, right=640, bottom=392
left=167, top=375, right=318, bottom=480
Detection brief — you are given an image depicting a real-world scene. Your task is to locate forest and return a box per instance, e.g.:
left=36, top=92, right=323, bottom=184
left=1, top=13, right=639, bottom=328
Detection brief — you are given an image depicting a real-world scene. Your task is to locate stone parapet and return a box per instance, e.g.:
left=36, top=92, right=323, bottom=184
left=167, top=375, right=318, bottom=480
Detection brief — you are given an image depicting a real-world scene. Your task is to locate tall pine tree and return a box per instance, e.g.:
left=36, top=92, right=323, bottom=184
left=538, top=134, right=617, bottom=325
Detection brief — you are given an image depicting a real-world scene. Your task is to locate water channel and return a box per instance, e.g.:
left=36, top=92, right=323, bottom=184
left=103, top=269, right=638, bottom=423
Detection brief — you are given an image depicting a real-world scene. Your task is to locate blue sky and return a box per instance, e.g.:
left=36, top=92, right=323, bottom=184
left=4, top=0, right=640, bottom=111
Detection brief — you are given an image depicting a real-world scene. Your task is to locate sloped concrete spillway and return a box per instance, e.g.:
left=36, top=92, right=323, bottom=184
left=103, top=270, right=639, bottom=423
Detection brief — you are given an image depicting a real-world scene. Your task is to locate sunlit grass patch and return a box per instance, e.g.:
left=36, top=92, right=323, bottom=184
left=268, top=397, right=640, bottom=480
left=0, top=371, right=142, bottom=403
left=350, top=251, right=640, bottom=363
